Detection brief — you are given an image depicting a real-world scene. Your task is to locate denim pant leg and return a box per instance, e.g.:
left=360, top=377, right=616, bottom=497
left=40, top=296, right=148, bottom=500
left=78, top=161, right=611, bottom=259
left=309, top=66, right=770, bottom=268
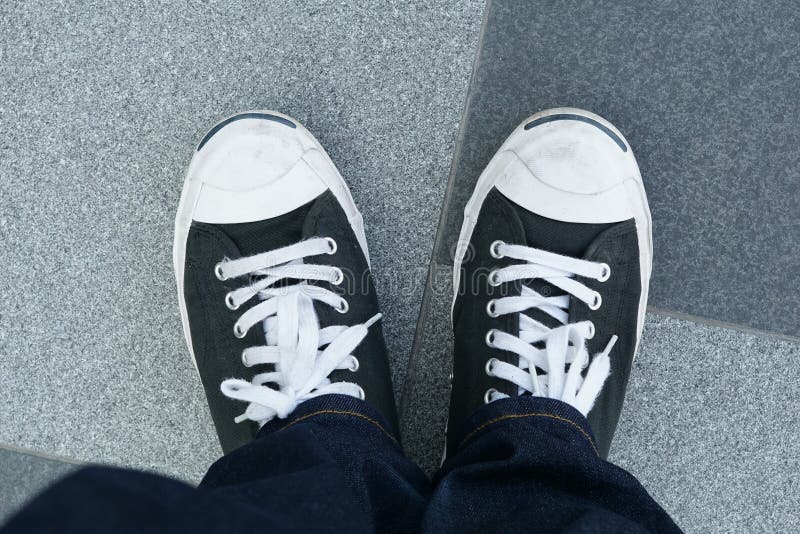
left=2, top=395, right=429, bottom=534
left=422, top=396, right=682, bottom=533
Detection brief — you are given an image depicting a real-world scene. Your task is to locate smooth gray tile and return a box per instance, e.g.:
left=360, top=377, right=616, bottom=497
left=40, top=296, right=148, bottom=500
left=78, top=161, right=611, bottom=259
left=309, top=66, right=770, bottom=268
left=0, top=0, right=483, bottom=480
left=402, top=303, right=800, bottom=533
left=436, top=0, right=800, bottom=336
left=0, top=447, right=78, bottom=524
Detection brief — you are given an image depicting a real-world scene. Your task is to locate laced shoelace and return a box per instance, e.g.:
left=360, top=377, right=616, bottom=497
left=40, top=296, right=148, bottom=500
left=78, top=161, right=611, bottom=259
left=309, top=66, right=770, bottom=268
left=213, top=237, right=378, bottom=425
left=483, top=240, right=617, bottom=416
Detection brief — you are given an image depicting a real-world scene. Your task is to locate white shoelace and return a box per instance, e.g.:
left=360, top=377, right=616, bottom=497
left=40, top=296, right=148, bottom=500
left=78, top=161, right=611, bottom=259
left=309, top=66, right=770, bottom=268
left=483, top=240, right=617, bottom=416
left=213, top=237, right=378, bottom=425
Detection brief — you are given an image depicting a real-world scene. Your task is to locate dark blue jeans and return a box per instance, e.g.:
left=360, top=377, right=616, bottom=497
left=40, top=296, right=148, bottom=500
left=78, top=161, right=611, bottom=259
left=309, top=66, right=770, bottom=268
left=2, top=395, right=681, bottom=533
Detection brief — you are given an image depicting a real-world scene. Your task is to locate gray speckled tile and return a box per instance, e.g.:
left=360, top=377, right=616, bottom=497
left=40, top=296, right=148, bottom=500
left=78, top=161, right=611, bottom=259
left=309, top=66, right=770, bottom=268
left=0, top=0, right=483, bottom=480
left=402, top=304, right=800, bottom=532
left=0, top=447, right=78, bottom=525
left=401, top=264, right=455, bottom=473
left=435, top=0, right=800, bottom=336
left=610, top=313, right=800, bottom=533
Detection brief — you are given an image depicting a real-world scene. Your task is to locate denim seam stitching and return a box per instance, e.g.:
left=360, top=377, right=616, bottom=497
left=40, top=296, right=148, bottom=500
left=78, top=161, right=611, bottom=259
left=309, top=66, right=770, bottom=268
left=459, top=412, right=599, bottom=455
left=277, top=409, right=397, bottom=443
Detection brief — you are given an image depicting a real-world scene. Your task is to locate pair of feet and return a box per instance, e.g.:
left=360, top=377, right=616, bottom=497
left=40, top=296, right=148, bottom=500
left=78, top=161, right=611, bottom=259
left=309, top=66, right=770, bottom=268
left=173, top=108, right=651, bottom=458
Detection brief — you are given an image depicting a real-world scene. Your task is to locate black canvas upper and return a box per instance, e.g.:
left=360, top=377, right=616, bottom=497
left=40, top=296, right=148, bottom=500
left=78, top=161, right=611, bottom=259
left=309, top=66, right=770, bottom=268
left=183, top=190, right=398, bottom=453
left=448, top=188, right=641, bottom=458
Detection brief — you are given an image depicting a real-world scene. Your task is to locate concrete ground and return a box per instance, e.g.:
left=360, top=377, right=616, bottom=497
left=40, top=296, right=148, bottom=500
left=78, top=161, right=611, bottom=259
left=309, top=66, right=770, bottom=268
left=1, top=1, right=798, bottom=532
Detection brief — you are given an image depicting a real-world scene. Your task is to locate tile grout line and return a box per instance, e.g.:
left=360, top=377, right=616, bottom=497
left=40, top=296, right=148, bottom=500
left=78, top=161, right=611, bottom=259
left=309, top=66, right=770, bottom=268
left=0, top=442, right=84, bottom=466
left=646, top=306, right=800, bottom=344
left=406, top=252, right=800, bottom=362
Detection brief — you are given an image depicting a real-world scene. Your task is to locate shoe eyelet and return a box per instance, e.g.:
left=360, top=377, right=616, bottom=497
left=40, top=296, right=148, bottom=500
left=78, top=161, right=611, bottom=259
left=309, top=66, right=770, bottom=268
left=325, top=237, right=338, bottom=255
left=225, top=292, right=240, bottom=310
left=587, top=321, right=596, bottom=339
left=356, top=386, right=366, bottom=400
left=241, top=352, right=251, bottom=367
left=233, top=323, right=247, bottom=339
left=332, top=267, right=344, bottom=285
left=214, top=262, right=226, bottom=280
left=589, top=293, right=602, bottom=311
left=348, top=357, right=360, bottom=372
left=484, top=388, right=498, bottom=404
left=485, top=358, right=498, bottom=377
left=485, top=329, right=498, bottom=347
left=489, top=240, right=505, bottom=259
left=598, top=263, right=611, bottom=282
left=337, top=299, right=349, bottom=314
left=486, top=299, right=499, bottom=318
left=488, top=270, right=501, bottom=287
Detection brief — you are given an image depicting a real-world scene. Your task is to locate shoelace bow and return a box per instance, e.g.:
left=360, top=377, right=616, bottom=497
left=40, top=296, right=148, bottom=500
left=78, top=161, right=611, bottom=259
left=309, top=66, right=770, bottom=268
left=484, top=240, right=616, bottom=415
left=213, top=237, right=378, bottom=425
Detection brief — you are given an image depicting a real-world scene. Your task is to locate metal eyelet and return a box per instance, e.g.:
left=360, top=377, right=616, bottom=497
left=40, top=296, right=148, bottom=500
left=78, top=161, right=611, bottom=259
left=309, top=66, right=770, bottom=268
left=337, top=299, right=349, bottom=314
left=587, top=321, right=596, bottom=339
left=486, top=299, right=499, bottom=318
left=332, top=267, right=344, bottom=285
left=348, top=357, right=360, bottom=372
left=598, top=263, right=611, bottom=282
left=225, top=292, right=240, bottom=310
left=488, top=270, right=501, bottom=287
left=485, top=358, right=498, bottom=377
left=325, top=237, right=338, bottom=254
left=489, top=240, right=505, bottom=259
left=484, top=388, right=498, bottom=404
left=356, top=386, right=366, bottom=400
left=589, top=293, right=602, bottom=311
left=485, top=329, right=498, bottom=347
left=233, top=323, right=247, bottom=339
left=214, top=262, right=226, bottom=280
left=241, top=352, right=251, bottom=367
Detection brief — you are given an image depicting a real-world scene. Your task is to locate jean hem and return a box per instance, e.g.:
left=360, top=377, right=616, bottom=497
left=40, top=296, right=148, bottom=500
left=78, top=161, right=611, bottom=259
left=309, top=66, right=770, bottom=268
left=454, top=396, right=599, bottom=456
left=255, top=394, right=399, bottom=444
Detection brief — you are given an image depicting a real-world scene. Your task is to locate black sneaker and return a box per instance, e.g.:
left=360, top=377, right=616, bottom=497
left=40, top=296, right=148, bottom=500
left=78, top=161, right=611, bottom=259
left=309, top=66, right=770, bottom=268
left=173, top=111, right=398, bottom=453
left=447, top=108, right=652, bottom=458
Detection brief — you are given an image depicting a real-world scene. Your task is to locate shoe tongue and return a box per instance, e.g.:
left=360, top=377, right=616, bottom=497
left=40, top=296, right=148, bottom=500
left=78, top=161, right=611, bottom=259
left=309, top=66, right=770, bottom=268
left=516, top=208, right=612, bottom=258
left=508, top=193, right=616, bottom=332
left=220, top=201, right=312, bottom=256
left=520, top=279, right=565, bottom=330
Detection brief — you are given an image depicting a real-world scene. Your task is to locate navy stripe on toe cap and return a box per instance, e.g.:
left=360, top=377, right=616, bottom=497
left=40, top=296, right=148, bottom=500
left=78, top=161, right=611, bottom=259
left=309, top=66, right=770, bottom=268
left=524, top=113, right=627, bottom=152
left=197, top=112, right=297, bottom=151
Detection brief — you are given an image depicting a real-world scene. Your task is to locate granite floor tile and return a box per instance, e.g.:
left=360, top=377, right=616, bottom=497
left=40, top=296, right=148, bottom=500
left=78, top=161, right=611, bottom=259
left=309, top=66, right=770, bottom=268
left=435, top=0, right=800, bottom=336
left=0, top=0, right=484, bottom=480
left=610, top=313, right=800, bottom=532
left=0, top=447, right=78, bottom=525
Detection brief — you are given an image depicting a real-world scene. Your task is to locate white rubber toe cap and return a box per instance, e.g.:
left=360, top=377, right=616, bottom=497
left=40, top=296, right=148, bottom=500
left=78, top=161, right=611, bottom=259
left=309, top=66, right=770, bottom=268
left=173, top=111, right=371, bottom=367
left=186, top=113, right=328, bottom=224
left=492, top=109, right=645, bottom=224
